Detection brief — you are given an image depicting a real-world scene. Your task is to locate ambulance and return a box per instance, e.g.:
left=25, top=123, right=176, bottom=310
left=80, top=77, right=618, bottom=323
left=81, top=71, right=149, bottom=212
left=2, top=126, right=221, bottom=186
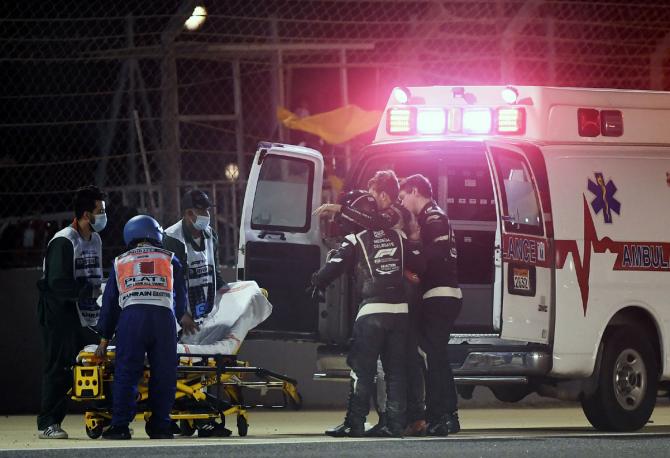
left=238, top=85, right=670, bottom=431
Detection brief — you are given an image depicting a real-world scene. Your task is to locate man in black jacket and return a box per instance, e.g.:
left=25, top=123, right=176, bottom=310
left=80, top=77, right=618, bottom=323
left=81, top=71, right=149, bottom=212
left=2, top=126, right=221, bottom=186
left=312, top=191, right=421, bottom=438
left=399, top=174, right=463, bottom=436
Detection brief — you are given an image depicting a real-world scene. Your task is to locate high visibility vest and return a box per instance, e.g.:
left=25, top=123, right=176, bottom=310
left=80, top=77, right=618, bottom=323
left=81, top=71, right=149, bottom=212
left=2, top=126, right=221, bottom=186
left=45, top=226, right=103, bottom=327
left=114, top=246, right=174, bottom=310
left=165, top=221, right=217, bottom=319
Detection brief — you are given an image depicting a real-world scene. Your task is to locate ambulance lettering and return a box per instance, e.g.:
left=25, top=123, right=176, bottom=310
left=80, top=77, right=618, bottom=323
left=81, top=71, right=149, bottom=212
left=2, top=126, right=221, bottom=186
left=503, top=236, right=547, bottom=266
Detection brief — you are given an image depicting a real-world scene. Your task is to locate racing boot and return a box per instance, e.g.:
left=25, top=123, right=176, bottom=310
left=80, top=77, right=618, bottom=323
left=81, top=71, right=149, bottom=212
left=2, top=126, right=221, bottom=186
left=426, top=414, right=450, bottom=437
left=325, top=422, right=364, bottom=438
left=445, top=410, right=460, bottom=434
left=364, top=412, right=386, bottom=437
left=365, top=424, right=403, bottom=438
left=102, top=425, right=132, bottom=440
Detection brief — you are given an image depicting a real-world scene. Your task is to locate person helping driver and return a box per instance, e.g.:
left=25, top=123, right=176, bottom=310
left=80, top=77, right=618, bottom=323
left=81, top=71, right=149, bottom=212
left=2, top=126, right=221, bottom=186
left=311, top=190, right=422, bottom=437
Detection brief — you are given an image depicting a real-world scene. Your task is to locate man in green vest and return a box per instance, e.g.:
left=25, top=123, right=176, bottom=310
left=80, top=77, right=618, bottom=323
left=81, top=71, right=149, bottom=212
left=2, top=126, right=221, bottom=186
left=37, top=185, right=107, bottom=439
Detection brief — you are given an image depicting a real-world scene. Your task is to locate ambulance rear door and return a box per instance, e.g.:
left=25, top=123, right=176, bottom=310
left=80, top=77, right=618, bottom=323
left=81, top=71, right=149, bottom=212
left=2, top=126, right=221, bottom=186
left=238, top=142, right=324, bottom=340
left=485, top=141, right=552, bottom=344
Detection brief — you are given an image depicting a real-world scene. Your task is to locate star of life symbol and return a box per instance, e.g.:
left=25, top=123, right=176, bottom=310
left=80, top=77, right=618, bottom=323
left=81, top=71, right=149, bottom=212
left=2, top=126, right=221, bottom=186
left=587, top=172, right=620, bottom=224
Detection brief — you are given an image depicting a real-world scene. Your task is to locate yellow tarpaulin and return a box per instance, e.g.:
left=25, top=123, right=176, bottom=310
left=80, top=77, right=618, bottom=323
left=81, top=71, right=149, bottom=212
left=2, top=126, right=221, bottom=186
left=277, top=105, right=382, bottom=145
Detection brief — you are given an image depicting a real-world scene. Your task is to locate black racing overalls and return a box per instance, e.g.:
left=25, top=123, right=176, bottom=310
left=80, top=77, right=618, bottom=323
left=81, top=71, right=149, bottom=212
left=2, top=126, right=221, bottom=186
left=313, top=227, right=420, bottom=431
left=414, top=201, right=463, bottom=422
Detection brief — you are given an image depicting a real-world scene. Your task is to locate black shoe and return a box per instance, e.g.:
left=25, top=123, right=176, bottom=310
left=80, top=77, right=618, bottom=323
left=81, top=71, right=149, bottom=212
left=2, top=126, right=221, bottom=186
left=445, top=411, right=460, bottom=434
left=197, top=421, right=232, bottom=438
left=149, top=432, right=174, bottom=439
left=426, top=420, right=449, bottom=437
left=365, top=425, right=403, bottom=438
left=170, top=420, right=180, bottom=435
left=102, top=425, right=131, bottom=440
left=325, top=422, right=364, bottom=438
left=145, top=421, right=174, bottom=439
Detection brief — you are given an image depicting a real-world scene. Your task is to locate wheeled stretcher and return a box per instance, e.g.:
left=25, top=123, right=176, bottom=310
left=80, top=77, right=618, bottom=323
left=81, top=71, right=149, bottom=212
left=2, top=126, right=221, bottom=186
left=71, top=280, right=302, bottom=438
left=71, top=348, right=302, bottom=438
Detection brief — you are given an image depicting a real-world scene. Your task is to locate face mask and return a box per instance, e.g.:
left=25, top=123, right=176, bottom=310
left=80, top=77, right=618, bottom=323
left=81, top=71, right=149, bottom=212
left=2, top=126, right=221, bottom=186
left=90, top=213, right=107, bottom=232
left=193, top=214, right=210, bottom=231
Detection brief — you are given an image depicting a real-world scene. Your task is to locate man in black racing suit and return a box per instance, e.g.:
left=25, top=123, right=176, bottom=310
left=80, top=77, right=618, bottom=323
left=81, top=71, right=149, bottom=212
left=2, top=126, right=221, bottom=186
left=311, top=190, right=421, bottom=438
left=399, top=174, right=463, bottom=436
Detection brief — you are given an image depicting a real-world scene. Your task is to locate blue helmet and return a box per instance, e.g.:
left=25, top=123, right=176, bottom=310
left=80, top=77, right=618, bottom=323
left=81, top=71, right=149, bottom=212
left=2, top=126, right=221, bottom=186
left=123, top=215, right=163, bottom=246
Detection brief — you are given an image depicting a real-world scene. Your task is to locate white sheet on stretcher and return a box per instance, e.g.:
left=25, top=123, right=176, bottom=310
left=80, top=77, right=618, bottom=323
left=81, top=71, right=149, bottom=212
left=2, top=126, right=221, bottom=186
left=178, top=280, right=272, bottom=356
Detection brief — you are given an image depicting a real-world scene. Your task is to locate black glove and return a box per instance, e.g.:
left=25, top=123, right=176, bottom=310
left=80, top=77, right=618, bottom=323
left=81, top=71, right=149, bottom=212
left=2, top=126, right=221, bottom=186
left=306, top=272, right=325, bottom=302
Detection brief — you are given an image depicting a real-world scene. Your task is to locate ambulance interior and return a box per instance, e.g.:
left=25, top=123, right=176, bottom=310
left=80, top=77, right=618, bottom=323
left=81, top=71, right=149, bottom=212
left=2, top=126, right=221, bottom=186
left=353, top=145, right=500, bottom=334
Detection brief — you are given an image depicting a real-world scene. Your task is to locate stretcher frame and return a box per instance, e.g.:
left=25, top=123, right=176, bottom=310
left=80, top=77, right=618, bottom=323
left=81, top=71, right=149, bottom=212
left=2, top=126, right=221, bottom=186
left=71, top=351, right=302, bottom=438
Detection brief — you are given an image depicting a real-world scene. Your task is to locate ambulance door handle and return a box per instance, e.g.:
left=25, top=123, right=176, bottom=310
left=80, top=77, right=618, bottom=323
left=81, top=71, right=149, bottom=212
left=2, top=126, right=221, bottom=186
left=258, top=230, right=286, bottom=241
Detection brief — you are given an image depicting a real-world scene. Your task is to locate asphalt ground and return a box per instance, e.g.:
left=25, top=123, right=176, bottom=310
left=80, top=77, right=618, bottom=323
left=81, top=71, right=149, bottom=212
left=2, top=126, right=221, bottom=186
left=3, top=406, right=670, bottom=457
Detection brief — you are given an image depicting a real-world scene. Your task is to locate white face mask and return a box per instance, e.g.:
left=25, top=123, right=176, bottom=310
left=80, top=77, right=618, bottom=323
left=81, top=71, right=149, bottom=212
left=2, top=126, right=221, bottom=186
left=193, top=214, right=210, bottom=231
left=90, top=213, right=107, bottom=232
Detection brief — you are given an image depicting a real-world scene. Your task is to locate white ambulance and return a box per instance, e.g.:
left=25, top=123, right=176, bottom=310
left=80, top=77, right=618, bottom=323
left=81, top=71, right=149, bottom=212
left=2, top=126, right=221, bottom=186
left=238, top=85, right=670, bottom=431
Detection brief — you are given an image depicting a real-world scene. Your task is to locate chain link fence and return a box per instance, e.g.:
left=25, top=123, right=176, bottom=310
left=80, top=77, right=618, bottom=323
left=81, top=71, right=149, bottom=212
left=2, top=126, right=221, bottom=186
left=3, top=0, right=670, bottom=268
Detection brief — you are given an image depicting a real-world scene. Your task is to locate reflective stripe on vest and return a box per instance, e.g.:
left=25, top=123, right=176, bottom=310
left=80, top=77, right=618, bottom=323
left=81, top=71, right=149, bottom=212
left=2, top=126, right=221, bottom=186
left=115, top=246, right=174, bottom=310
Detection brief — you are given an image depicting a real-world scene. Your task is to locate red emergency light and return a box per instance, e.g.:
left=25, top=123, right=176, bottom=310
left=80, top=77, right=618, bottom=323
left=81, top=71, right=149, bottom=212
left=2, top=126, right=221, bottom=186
left=578, top=108, right=623, bottom=137
left=385, top=106, right=526, bottom=136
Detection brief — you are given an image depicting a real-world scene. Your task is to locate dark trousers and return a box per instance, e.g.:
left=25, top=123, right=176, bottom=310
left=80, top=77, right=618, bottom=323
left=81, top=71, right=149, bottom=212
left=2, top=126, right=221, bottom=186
left=346, top=313, right=407, bottom=430
left=418, top=296, right=462, bottom=421
left=37, top=311, right=98, bottom=430
left=111, top=305, right=177, bottom=431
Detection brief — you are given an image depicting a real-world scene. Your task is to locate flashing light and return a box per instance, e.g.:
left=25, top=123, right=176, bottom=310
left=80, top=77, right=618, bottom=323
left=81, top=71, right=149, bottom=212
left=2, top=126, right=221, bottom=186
left=497, top=108, right=525, bottom=134
left=417, top=108, right=447, bottom=134
left=501, top=86, right=519, bottom=104
left=578, top=108, right=600, bottom=137
left=448, top=108, right=462, bottom=133
left=392, top=87, right=410, bottom=104
left=601, top=110, right=623, bottom=137
left=387, top=107, right=415, bottom=134
left=462, top=108, right=492, bottom=134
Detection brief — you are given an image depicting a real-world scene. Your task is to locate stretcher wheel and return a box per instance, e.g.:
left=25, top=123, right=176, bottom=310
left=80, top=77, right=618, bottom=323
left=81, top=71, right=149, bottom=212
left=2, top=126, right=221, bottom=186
left=86, top=424, right=103, bottom=439
left=179, top=420, right=196, bottom=437
left=236, top=414, right=248, bottom=437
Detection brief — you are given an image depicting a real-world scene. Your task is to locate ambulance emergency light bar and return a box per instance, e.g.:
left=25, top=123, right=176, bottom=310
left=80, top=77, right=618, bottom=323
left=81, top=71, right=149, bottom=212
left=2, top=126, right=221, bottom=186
left=387, top=105, right=525, bottom=136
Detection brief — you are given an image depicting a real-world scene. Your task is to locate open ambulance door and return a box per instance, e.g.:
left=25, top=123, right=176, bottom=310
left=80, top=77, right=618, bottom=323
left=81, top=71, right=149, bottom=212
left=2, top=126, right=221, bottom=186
left=238, top=142, right=325, bottom=340
left=485, top=141, right=551, bottom=344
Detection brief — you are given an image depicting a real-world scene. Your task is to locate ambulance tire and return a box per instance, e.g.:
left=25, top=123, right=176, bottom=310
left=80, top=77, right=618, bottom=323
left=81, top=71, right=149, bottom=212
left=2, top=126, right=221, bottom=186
left=581, top=326, right=658, bottom=432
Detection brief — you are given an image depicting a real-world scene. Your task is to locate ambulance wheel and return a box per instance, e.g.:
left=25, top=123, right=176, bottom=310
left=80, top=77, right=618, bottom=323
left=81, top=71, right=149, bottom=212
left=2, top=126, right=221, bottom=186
left=581, top=326, right=658, bottom=431
left=237, top=414, right=248, bottom=437
left=179, top=420, right=196, bottom=437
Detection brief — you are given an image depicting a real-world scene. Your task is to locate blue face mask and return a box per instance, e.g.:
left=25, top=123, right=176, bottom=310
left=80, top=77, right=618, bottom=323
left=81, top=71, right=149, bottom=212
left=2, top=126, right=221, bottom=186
left=90, top=213, right=107, bottom=232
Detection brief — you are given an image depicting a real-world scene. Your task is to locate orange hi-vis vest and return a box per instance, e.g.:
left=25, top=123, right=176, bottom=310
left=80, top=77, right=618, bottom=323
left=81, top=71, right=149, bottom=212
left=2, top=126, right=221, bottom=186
left=115, top=246, right=175, bottom=310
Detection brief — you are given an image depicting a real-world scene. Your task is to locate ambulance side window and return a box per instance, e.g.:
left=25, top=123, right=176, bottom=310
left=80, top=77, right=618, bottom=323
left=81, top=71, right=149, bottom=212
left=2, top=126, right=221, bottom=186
left=251, top=155, right=314, bottom=232
left=493, top=151, right=542, bottom=236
